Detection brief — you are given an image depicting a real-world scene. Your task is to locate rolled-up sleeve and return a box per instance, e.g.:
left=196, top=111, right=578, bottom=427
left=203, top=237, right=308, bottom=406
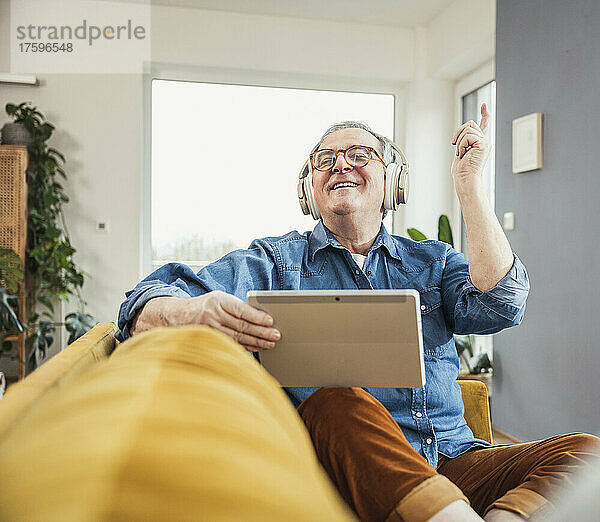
left=116, top=263, right=207, bottom=342
left=115, top=240, right=278, bottom=342
left=441, top=247, right=530, bottom=335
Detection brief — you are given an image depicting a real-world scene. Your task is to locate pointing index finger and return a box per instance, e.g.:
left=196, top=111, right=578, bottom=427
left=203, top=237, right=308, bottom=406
left=479, top=103, right=490, bottom=134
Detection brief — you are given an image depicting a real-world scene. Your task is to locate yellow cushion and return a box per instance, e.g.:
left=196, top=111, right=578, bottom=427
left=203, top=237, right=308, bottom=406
left=0, top=322, right=117, bottom=442
left=0, top=326, right=356, bottom=521
left=458, top=379, right=493, bottom=444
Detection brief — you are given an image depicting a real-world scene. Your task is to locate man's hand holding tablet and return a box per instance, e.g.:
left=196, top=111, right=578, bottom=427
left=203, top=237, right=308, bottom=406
left=132, top=291, right=280, bottom=353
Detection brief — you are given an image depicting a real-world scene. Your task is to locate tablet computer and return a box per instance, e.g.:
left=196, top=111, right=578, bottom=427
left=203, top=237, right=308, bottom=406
left=247, top=290, right=425, bottom=388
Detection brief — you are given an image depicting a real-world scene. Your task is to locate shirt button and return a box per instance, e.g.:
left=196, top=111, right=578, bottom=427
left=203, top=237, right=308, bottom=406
left=420, top=305, right=426, bottom=311
left=415, top=412, right=423, bottom=418
left=366, top=270, right=372, bottom=276
left=355, top=269, right=360, bottom=275
left=425, top=438, right=433, bottom=445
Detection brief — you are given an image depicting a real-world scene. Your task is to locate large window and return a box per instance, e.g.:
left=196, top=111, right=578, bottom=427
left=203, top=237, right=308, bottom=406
left=151, top=80, right=394, bottom=270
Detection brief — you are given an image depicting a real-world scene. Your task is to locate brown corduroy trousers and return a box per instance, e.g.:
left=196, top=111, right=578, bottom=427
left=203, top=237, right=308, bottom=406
left=297, top=387, right=600, bottom=522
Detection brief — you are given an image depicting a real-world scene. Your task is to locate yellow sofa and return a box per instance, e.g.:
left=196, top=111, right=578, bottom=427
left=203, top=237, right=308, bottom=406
left=0, top=323, right=492, bottom=521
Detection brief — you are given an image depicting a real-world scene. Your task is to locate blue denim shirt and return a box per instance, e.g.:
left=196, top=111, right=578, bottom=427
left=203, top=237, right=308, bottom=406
left=116, top=221, right=529, bottom=468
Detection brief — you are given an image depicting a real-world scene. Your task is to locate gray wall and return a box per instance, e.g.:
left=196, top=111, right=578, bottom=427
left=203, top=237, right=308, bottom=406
left=494, top=0, right=600, bottom=440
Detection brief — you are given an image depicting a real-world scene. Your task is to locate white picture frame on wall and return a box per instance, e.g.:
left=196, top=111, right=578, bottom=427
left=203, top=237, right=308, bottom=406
left=512, top=112, right=543, bottom=173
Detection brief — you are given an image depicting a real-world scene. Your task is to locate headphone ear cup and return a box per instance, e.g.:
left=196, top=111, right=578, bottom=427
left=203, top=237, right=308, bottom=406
left=297, top=161, right=311, bottom=216
left=297, top=160, right=321, bottom=220
left=297, top=179, right=310, bottom=215
left=397, top=166, right=409, bottom=205
left=383, top=162, right=400, bottom=211
left=304, top=171, right=321, bottom=220
left=383, top=162, right=409, bottom=210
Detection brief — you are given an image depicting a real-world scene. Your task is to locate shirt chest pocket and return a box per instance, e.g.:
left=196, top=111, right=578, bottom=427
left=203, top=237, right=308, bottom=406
left=419, top=288, right=452, bottom=356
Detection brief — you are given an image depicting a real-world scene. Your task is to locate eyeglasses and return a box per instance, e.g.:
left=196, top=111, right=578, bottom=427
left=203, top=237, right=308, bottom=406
left=310, top=145, right=386, bottom=172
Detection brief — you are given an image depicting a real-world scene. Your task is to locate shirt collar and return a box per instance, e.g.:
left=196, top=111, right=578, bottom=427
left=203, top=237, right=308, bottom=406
left=308, top=220, right=402, bottom=262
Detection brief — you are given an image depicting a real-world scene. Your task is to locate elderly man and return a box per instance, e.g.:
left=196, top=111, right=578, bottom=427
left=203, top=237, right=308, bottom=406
left=117, top=106, right=599, bottom=522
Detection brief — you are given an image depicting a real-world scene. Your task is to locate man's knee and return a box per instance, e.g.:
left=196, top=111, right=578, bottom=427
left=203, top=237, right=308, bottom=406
left=297, top=386, right=408, bottom=452
left=297, top=387, right=379, bottom=439
left=558, top=432, right=600, bottom=457
left=298, top=387, right=368, bottom=422
left=538, top=433, right=600, bottom=469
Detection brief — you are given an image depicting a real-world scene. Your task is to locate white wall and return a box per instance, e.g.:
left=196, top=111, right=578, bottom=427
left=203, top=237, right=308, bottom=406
left=400, top=0, right=496, bottom=240
left=151, top=6, right=414, bottom=81
left=401, top=27, right=455, bottom=240
left=0, top=0, right=494, bottom=361
left=428, top=0, right=496, bottom=81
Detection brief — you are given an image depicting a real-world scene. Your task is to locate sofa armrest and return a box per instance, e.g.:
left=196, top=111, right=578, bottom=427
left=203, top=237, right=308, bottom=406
left=0, top=325, right=356, bottom=521
left=458, top=379, right=493, bottom=444
left=0, top=322, right=117, bottom=441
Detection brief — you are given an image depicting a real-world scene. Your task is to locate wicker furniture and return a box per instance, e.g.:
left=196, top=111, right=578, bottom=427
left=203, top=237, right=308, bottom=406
left=0, top=145, right=28, bottom=380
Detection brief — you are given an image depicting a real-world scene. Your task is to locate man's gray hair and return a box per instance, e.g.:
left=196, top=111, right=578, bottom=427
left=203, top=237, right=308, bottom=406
left=316, top=121, right=396, bottom=219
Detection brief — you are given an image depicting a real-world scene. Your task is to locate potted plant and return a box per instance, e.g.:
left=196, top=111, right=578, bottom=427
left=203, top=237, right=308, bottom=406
left=1, top=119, right=33, bottom=146
left=1, top=103, right=94, bottom=374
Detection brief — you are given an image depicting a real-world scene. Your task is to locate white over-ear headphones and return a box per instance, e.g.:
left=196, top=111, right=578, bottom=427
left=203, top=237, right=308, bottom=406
left=297, top=138, right=410, bottom=220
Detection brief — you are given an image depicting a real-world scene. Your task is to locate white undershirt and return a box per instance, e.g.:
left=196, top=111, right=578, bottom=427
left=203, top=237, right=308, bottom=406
left=350, top=253, right=367, bottom=270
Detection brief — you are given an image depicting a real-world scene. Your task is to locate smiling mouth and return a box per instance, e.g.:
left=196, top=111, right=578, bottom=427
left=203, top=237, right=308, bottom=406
left=330, top=182, right=360, bottom=191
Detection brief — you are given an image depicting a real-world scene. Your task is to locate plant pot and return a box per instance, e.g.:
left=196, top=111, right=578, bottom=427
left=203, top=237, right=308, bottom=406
left=1, top=122, right=32, bottom=146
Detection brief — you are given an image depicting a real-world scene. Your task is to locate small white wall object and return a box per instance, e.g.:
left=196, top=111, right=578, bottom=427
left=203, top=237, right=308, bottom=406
left=512, top=112, right=543, bottom=173
left=95, top=220, right=110, bottom=233
left=503, top=211, right=515, bottom=231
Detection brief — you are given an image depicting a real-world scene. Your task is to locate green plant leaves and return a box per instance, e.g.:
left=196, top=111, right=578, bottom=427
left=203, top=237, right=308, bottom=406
left=0, top=248, right=24, bottom=294
left=48, top=147, right=65, bottom=163
left=65, top=312, right=95, bottom=344
left=0, top=247, right=23, bottom=340
left=28, top=320, right=56, bottom=370
left=4, top=102, right=94, bottom=373
left=454, top=334, right=475, bottom=374
left=407, top=215, right=454, bottom=247
left=5, top=102, right=87, bottom=314
left=438, top=214, right=454, bottom=247
left=470, top=353, right=492, bottom=373
left=454, top=335, right=474, bottom=358
left=39, top=122, right=54, bottom=141
left=407, top=228, right=428, bottom=242
left=37, top=295, right=54, bottom=314
left=0, top=288, right=23, bottom=333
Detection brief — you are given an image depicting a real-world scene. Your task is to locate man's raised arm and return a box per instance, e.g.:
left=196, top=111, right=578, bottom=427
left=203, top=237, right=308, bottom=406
left=450, top=103, right=514, bottom=292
